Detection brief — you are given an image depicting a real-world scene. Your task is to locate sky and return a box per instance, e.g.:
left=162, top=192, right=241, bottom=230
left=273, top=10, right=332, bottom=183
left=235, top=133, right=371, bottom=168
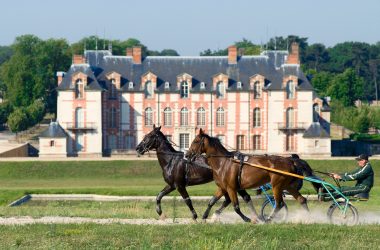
left=0, top=0, right=379, bottom=55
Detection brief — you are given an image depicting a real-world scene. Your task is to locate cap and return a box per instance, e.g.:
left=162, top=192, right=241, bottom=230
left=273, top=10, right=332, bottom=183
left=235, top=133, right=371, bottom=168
left=355, top=154, right=368, bottom=161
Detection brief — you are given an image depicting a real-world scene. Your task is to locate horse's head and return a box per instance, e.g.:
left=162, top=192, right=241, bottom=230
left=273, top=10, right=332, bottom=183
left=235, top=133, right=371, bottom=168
left=136, top=125, right=163, bottom=155
left=185, top=128, right=209, bottom=161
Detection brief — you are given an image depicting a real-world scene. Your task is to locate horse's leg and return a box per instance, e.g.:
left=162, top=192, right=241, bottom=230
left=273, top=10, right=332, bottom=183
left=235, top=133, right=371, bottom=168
left=156, top=185, right=175, bottom=217
left=268, top=184, right=285, bottom=221
left=286, top=186, right=309, bottom=212
left=237, top=189, right=260, bottom=221
left=177, top=186, right=198, bottom=220
left=214, top=194, right=231, bottom=215
left=227, top=187, right=251, bottom=222
left=203, top=187, right=225, bottom=220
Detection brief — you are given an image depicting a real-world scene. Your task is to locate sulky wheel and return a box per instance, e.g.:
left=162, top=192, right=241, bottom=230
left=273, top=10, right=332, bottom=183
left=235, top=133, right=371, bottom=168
left=327, top=201, right=359, bottom=225
left=261, top=197, right=288, bottom=223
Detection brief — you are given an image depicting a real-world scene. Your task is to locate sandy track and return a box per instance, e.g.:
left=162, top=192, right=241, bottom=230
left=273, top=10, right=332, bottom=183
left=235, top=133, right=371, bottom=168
left=0, top=215, right=244, bottom=225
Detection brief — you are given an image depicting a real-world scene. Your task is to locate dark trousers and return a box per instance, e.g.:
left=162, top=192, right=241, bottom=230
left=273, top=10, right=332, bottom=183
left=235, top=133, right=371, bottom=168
left=324, top=185, right=370, bottom=198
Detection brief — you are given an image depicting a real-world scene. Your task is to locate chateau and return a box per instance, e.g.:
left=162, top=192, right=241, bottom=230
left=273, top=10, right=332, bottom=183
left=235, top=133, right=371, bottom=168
left=39, top=43, right=331, bottom=157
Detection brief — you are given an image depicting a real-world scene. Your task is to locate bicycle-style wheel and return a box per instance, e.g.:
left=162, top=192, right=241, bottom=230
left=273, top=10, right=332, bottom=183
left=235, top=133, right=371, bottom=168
left=261, top=197, right=288, bottom=223
left=327, top=202, right=359, bottom=225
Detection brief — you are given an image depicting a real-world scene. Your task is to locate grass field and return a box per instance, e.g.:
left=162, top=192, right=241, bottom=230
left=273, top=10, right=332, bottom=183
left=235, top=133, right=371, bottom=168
left=0, top=159, right=379, bottom=249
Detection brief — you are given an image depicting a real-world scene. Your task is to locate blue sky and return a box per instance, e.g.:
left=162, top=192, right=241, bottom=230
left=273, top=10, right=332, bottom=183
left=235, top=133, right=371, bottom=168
left=0, top=0, right=379, bottom=55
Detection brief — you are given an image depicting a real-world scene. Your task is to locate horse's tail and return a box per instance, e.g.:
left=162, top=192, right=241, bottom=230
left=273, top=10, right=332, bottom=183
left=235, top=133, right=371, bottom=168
left=291, top=157, right=322, bottom=192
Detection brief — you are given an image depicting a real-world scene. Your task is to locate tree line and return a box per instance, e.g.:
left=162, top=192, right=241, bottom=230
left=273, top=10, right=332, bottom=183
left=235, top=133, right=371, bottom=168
left=0, top=34, right=379, bottom=133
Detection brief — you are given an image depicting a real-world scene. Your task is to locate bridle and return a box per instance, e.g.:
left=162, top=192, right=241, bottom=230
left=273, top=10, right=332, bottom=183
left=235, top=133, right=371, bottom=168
left=187, top=136, right=205, bottom=161
left=138, top=132, right=185, bottom=156
left=138, top=133, right=160, bottom=154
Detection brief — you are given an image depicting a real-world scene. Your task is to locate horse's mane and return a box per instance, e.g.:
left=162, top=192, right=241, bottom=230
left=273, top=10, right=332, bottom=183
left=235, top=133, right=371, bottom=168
left=201, top=133, right=231, bottom=156
left=155, top=130, right=180, bottom=153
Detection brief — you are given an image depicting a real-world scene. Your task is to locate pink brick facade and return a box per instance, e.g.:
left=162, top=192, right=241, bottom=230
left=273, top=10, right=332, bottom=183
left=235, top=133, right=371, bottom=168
left=55, top=45, right=331, bottom=157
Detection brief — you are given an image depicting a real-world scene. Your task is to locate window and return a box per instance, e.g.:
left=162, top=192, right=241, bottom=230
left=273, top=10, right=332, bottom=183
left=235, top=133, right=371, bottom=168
left=237, top=82, right=242, bottom=89
left=75, top=108, right=84, bottom=128
left=253, top=81, right=261, bottom=99
left=128, top=82, right=134, bottom=89
left=315, top=140, right=319, bottom=148
left=313, top=104, right=320, bottom=123
left=109, top=107, right=117, bottom=128
left=200, top=82, right=205, bottom=89
left=286, top=108, right=294, bottom=128
left=145, top=81, right=153, bottom=99
left=50, top=140, right=55, bottom=147
left=236, top=135, right=245, bottom=150
left=253, top=108, right=261, bottom=127
left=165, top=82, right=170, bottom=89
left=109, top=79, right=116, bottom=99
left=75, top=79, right=84, bottom=99
left=125, top=135, right=135, bottom=149
left=216, top=107, right=224, bottom=126
left=286, top=132, right=295, bottom=151
left=216, top=135, right=225, bottom=145
left=108, top=135, right=117, bottom=150
left=286, top=80, right=295, bottom=99
left=76, top=133, right=84, bottom=152
left=145, top=107, right=153, bottom=126
left=180, top=107, right=189, bottom=126
left=163, top=107, right=172, bottom=126
left=179, top=133, right=190, bottom=151
left=253, top=135, right=261, bottom=150
left=197, top=107, right=206, bottom=126
left=181, top=81, right=189, bottom=98
left=216, top=82, right=225, bottom=99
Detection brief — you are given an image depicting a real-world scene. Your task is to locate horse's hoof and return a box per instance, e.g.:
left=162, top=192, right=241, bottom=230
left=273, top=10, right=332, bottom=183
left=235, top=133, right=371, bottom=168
left=210, top=213, right=221, bottom=222
left=250, top=216, right=260, bottom=224
left=159, top=214, right=166, bottom=220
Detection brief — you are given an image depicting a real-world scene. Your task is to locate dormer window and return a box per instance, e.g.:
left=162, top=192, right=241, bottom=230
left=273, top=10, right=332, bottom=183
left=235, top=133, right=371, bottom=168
left=237, top=82, right=242, bottom=89
left=75, top=79, right=84, bottom=99
left=200, top=82, right=205, bottom=90
left=165, top=82, right=170, bottom=89
left=180, top=81, right=189, bottom=98
left=253, top=81, right=261, bottom=99
left=216, top=81, right=225, bottom=99
left=110, top=79, right=117, bottom=99
left=145, top=81, right=153, bottom=99
left=128, top=82, right=134, bottom=89
left=286, top=80, right=295, bottom=99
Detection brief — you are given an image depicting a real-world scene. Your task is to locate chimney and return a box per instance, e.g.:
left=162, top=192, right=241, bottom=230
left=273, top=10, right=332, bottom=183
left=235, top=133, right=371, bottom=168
left=132, top=46, right=142, bottom=64
left=286, top=42, right=300, bottom=64
left=56, top=71, right=65, bottom=86
left=126, top=48, right=133, bottom=57
left=228, top=46, right=237, bottom=64
left=73, top=55, right=86, bottom=64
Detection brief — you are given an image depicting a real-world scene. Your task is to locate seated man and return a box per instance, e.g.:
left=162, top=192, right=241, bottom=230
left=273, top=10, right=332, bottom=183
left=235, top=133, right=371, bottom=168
left=322, top=154, right=374, bottom=200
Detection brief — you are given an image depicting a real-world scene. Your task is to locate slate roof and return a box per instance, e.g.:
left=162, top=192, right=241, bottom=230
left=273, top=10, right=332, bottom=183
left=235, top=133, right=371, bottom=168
left=303, top=122, right=330, bottom=138
left=57, top=50, right=314, bottom=93
left=39, top=122, right=67, bottom=138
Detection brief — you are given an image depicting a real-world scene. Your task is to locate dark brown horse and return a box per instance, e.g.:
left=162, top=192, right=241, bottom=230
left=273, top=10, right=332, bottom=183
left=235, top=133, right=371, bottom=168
left=185, top=128, right=320, bottom=222
left=136, top=125, right=256, bottom=220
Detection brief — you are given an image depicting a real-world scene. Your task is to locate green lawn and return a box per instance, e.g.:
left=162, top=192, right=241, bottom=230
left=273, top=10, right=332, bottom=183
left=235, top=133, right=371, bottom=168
left=0, top=223, right=379, bottom=249
left=0, top=159, right=379, bottom=206
left=0, top=160, right=379, bottom=249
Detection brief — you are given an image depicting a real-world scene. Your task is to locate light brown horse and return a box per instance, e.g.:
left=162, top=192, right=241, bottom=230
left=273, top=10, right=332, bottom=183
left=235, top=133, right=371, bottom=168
left=185, top=128, right=320, bottom=222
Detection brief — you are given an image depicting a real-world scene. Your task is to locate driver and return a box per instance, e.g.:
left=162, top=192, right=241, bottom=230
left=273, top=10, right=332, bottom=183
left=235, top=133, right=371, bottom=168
left=329, top=154, right=374, bottom=199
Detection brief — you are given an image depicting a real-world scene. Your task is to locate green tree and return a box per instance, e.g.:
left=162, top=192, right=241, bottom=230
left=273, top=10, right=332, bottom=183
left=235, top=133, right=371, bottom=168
left=159, top=49, right=179, bottom=56
left=26, top=99, right=46, bottom=125
left=306, top=69, right=334, bottom=96
left=0, top=46, right=13, bottom=65
left=304, top=43, right=329, bottom=71
left=0, top=102, right=12, bottom=126
left=327, top=68, right=364, bottom=106
left=0, top=35, right=71, bottom=114
left=7, top=108, right=28, bottom=133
